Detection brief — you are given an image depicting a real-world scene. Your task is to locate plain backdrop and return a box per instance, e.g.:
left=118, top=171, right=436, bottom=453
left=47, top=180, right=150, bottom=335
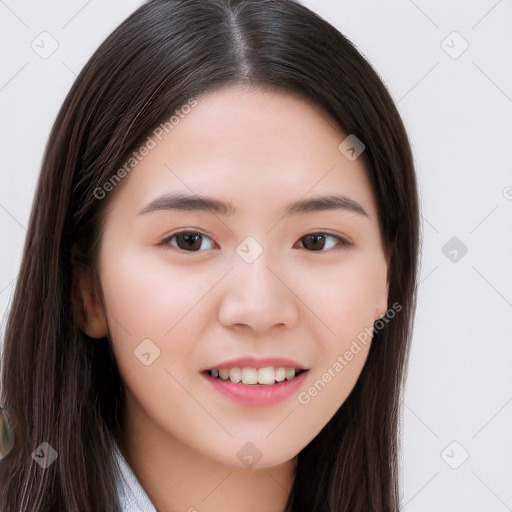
left=1, top=1, right=511, bottom=510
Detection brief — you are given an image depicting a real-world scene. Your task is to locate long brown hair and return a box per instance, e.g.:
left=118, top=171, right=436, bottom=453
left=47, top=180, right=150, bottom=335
left=0, top=1, right=419, bottom=510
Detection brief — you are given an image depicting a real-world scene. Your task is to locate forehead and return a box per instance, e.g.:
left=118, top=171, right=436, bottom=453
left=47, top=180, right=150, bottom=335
left=108, top=84, right=377, bottom=217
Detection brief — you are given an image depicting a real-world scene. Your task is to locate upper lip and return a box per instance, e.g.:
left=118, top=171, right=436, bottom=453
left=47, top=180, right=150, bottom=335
left=203, top=356, right=308, bottom=371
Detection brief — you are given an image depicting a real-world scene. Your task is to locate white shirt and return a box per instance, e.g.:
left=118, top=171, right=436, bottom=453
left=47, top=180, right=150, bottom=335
left=114, top=443, right=158, bottom=512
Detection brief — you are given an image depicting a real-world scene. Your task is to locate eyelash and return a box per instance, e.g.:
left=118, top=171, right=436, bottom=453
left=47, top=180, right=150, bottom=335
left=160, top=230, right=353, bottom=253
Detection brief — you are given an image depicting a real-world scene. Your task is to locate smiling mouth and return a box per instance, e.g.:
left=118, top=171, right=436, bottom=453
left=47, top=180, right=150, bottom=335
left=204, top=367, right=308, bottom=386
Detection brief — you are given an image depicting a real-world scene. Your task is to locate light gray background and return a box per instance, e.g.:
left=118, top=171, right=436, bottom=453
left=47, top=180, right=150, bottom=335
left=1, top=1, right=511, bottom=510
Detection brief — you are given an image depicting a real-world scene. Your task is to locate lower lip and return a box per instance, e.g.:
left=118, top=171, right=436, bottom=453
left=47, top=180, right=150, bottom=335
left=202, top=370, right=309, bottom=406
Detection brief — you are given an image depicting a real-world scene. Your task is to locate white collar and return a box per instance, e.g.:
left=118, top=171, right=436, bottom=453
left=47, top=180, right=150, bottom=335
left=113, top=443, right=158, bottom=512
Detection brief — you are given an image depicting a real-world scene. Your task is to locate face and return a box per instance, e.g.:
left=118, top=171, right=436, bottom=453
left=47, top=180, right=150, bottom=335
left=80, top=84, right=389, bottom=469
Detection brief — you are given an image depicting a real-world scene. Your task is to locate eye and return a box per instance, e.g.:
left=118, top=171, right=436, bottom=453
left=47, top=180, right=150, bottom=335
left=296, top=232, right=352, bottom=252
left=161, top=230, right=216, bottom=252
left=160, top=230, right=352, bottom=253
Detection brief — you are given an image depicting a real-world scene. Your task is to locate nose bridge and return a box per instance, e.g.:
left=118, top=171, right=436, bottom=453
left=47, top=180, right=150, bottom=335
left=234, top=239, right=283, bottom=304
left=218, top=236, right=298, bottom=330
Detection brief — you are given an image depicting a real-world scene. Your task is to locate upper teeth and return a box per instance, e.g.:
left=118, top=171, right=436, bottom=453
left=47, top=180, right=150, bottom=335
left=209, top=367, right=299, bottom=385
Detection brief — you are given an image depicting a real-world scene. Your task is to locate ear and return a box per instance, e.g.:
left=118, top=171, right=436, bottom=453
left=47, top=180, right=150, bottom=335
left=374, top=282, right=389, bottom=321
left=374, top=237, right=395, bottom=320
left=72, top=263, right=108, bottom=339
left=373, top=251, right=393, bottom=321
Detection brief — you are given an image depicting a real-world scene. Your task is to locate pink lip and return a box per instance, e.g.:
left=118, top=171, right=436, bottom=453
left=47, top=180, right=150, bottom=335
left=201, top=369, right=309, bottom=407
left=204, top=356, right=307, bottom=371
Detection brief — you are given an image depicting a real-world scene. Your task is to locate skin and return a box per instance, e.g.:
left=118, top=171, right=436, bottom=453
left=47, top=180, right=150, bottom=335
left=77, top=83, right=389, bottom=512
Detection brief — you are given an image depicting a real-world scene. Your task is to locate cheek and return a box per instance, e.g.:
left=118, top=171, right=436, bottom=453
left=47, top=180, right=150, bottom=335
left=301, top=251, right=387, bottom=345
left=96, top=245, right=194, bottom=377
left=100, top=252, right=170, bottom=332
left=296, top=250, right=386, bottom=396
left=98, top=245, right=212, bottom=334
left=293, top=255, right=385, bottom=428
left=96, top=243, right=228, bottom=382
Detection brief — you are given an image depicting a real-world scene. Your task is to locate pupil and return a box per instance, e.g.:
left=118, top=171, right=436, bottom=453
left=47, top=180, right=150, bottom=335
left=179, top=233, right=201, bottom=250
left=304, top=234, right=325, bottom=250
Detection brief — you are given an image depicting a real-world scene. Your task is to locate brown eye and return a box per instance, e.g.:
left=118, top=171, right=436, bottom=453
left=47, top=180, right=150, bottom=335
left=298, top=233, right=351, bottom=252
left=163, top=231, right=216, bottom=252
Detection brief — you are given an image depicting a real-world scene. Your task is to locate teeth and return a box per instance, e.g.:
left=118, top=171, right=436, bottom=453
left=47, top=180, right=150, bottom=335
left=257, top=367, right=275, bottom=385
left=229, top=368, right=242, bottom=383
left=284, top=368, right=295, bottom=380
left=209, top=367, right=301, bottom=385
left=241, top=368, right=258, bottom=385
left=275, top=367, right=286, bottom=382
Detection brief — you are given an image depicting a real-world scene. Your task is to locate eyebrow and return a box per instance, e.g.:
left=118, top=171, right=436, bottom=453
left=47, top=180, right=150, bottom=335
left=137, top=192, right=369, bottom=218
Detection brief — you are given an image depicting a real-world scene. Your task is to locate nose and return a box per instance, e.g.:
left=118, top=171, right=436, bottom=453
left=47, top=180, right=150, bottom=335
left=217, top=251, right=299, bottom=332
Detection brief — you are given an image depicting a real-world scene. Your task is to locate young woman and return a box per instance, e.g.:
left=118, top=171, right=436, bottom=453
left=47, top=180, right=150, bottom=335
left=0, top=0, right=419, bottom=510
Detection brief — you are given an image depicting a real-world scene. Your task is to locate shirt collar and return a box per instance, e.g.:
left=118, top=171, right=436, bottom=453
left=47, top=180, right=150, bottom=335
left=113, top=442, right=158, bottom=512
